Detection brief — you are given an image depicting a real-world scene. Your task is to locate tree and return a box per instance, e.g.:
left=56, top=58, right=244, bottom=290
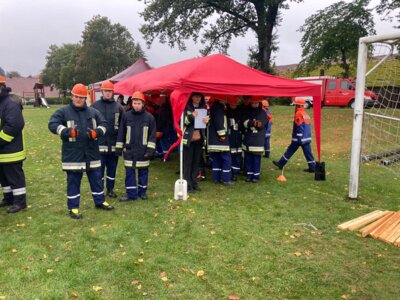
left=140, top=0, right=302, bottom=74
left=6, top=71, right=22, bottom=78
left=41, top=44, right=81, bottom=92
left=75, top=15, right=145, bottom=84
left=375, top=0, right=400, bottom=27
left=0, top=67, right=5, bottom=77
left=297, top=0, right=375, bottom=78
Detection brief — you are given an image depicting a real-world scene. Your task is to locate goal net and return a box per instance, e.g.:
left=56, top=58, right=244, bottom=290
left=349, top=33, right=400, bottom=199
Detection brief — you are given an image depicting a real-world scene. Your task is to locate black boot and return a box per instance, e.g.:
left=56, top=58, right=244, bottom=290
left=0, top=199, right=12, bottom=207
left=7, top=203, right=27, bottom=213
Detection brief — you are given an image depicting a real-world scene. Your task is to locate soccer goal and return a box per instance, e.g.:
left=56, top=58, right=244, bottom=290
left=349, top=32, right=400, bottom=199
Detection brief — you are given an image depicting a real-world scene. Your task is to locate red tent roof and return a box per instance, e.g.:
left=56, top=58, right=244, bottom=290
left=114, top=54, right=320, bottom=97
left=114, top=54, right=322, bottom=160
left=108, top=58, right=151, bottom=82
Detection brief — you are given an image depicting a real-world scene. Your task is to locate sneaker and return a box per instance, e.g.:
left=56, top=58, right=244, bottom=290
left=95, top=201, right=114, bottom=210
left=69, top=208, right=82, bottom=219
left=272, top=161, right=283, bottom=170
left=107, top=189, right=117, bottom=198
left=120, top=195, right=137, bottom=202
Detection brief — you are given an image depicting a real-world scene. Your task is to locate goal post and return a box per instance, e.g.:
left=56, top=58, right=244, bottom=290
left=349, top=32, right=400, bottom=199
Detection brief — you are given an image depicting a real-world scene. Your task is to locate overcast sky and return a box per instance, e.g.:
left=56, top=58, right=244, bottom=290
left=0, top=0, right=397, bottom=76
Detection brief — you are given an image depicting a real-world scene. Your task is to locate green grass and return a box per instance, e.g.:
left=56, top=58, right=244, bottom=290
left=0, top=106, right=399, bottom=299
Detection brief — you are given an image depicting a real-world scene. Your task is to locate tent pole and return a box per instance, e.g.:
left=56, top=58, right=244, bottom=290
left=180, top=112, right=184, bottom=181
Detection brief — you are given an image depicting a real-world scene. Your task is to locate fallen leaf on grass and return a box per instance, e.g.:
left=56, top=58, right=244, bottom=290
left=131, top=280, right=140, bottom=286
left=160, top=272, right=168, bottom=281
left=92, top=286, right=103, bottom=292
left=11, top=249, right=17, bottom=253
left=89, top=227, right=95, bottom=234
left=304, top=250, right=312, bottom=256
left=210, top=230, right=216, bottom=235
left=167, top=283, right=174, bottom=288
left=290, top=233, right=304, bottom=239
left=197, top=270, right=205, bottom=278
left=22, top=266, right=30, bottom=270
left=47, top=269, right=53, bottom=273
left=229, top=295, right=240, bottom=300
left=54, top=257, right=60, bottom=262
left=0, top=296, right=6, bottom=300
left=138, top=258, right=144, bottom=263
left=137, top=284, right=142, bottom=290
left=341, top=294, right=350, bottom=299
left=294, top=251, right=302, bottom=257
left=181, top=267, right=188, bottom=272
left=69, top=291, right=79, bottom=298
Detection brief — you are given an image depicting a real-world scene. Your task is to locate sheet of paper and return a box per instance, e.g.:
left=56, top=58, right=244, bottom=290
left=194, top=109, right=207, bottom=129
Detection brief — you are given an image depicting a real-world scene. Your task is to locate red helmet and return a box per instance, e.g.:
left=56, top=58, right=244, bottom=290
left=262, top=100, right=270, bottom=107
left=100, top=80, right=114, bottom=91
left=132, top=91, right=145, bottom=102
left=250, top=96, right=262, bottom=103
left=71, top=84, right=88, bottom=97
left=227, top=95, right=239, bottom=105
left=0, top=76, right=5, bottom=83
left=293, top=98, right=306, bottom=106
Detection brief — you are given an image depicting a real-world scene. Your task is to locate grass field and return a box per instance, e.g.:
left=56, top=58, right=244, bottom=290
left=0, top=105, right=399, bottom=300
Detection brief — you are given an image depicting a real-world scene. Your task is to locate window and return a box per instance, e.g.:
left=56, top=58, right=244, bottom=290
left=328, top=80, right=337, bottom=90
left=340, top=81, right=351, bottom=90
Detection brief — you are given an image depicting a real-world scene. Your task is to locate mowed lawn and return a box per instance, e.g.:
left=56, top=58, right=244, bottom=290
left=0, top=105, right=399, bottom=300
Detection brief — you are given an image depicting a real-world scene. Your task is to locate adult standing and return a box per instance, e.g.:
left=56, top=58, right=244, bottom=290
left=117, top=92, right=156, bottom=201
left=182, top=92, right=208, bottom=192
left=273, top=98, right=316, bottom=172
left=262, top=99, right=273, bottom=158
left=0, top=76, right=27, bottom=213
left=48, top=83, right=114, bottom=219
left=91, top=80, right=124, bottom=198
left=226, top=96, right=242, bottom=181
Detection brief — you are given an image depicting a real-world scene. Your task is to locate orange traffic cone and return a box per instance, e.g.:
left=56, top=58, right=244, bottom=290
left=277, top=168, right=286, bottom=182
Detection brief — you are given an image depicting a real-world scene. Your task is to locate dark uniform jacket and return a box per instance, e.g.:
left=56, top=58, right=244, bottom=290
left=207, top=101, right=229, bottom=152
left=116, top=108, right=156, bottom=168
left=0, top=89, right=26, bottom=163
left=48, top=103, right=107, bottom=171
left=226, top=106, right=242, bottom=154
left=91, top=97, right=124, bottom=154
left=241, top=106, right=268, bottom=154
left=182, top=101, right=206, bottom=147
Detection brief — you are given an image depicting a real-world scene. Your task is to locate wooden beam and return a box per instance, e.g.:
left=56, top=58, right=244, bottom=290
left=360, top=211, right=394, bottom=237
left=371, top=211, right=400, bottom=239
left=337, top=210, right=382, bottom=230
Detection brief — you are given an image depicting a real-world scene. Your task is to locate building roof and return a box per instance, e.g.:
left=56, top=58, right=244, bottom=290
left=5, top=77, right=60, bottom=98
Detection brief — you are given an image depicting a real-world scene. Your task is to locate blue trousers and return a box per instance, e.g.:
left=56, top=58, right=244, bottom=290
left=100, top=154, right=119, bottom=191
left=125, top=167, right=148, bottom=199
left=66, top=169, right=105, bottom=210
left=264, top=136, right=271, bottom=157
left=210, top=151, right=232, bottom=183
left=231, top=152, right=242, bottom=176
left=278, top=141, right=316, bottom=171
left=245, top=152, right=261, bottom=180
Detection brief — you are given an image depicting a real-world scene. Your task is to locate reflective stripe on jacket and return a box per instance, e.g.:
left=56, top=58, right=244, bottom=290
left=292, top=108, right=312, bottom=145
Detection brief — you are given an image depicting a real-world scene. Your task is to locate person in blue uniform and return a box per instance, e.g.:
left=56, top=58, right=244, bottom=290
left=0, top=76, right=28, bottom=213
left=241, top=97, right=268, bottom=183
left=273, top=98, right=316, bottom=172
left=116, top=91, right=156, bottom=201
left=91, top=80, right=124, bottom=198
left=226, top=95, right=242, bottom=181
left=48, top=83, right=114, bottom=219
left=262, top=99, right=273, bottom=158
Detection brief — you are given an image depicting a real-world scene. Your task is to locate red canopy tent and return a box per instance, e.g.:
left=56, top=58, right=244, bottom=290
left=115, top=54, right=322, bottom=160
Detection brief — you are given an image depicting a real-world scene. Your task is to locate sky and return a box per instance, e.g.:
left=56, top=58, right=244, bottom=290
left=0, top=0, right=397, bottom=76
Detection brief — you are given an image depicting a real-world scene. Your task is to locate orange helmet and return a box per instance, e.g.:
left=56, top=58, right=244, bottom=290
left=227, top=95, right=239, bottom=106
left=0, top=76, right=5, bottom=83
left=132, top=91, right=145, bottom=102
left=293, top=98, right=306, bottom=106
left=262, top=100, right=269, bottom=107
left=71, top=83, right=88, bottom=97
left=100, top=80, right=114, bottom=91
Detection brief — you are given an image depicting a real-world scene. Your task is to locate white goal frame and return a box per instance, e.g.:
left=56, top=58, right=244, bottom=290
left=349, top=32, right=400, bottom=199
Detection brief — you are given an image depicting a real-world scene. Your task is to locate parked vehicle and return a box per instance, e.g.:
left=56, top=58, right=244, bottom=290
left=293, top=76, right=378, bottom=108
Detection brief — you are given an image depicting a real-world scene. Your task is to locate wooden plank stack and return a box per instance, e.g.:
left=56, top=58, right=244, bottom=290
left=338, top=210, right=400, bottom=247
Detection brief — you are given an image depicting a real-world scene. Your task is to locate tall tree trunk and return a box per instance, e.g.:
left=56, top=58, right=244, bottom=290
left=254, top=1, right=280, bottom=73
left=341, top=48, right=349, bottom=78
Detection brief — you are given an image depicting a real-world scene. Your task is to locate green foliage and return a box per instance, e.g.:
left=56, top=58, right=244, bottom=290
left=297, top=0, right=375, bottom=78
left=140, top=0, right=303, bottom=73
left=0, top=106, right=399, bottom=299
left=75, top=15, right=146, bottom=84
left=41, top=44, right=81, bottom=93
left=6, top=71, right=22, bottom=78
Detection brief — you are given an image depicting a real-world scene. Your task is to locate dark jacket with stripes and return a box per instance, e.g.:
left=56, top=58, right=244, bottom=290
left=241, top=106, right=268, bottom=154
left=48, top=103, right=107, bottom=171
left=182, top=100, right=206, bottom=148
left=91, top=97, right=124, bottom=154
left=0, top=89, right=26, bottom=163
left=116, top=108, right=156, bottom=168
left=226, top=106, right=242, bottom=154
left=207, top=101, right=229, bottom=152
